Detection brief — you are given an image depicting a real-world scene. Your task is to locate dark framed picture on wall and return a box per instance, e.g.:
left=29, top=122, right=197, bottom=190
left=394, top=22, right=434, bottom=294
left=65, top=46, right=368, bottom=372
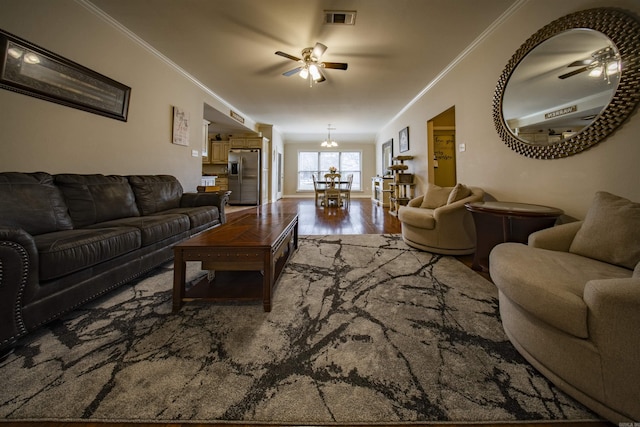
left=399, top=127, right=409, bottom=152
left=0, top=29, right=131, bottom=121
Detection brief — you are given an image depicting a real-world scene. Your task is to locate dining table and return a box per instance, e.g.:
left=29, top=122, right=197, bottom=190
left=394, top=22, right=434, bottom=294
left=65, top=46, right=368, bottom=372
left=315, top=175, right=352, bottom=208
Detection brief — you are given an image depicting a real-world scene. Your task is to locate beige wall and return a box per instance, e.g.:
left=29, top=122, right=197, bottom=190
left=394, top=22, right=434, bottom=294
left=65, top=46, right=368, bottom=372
left=283, top=142, right=376, bottom=197
left=0, top=0, right=255, bottom=191
left=376, top=0, right=640, bottom=220
left=2, top=0, right=639, bottom=215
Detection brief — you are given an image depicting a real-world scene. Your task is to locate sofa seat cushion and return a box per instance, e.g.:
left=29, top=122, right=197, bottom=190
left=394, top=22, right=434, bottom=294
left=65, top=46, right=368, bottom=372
left=34, top=227, right=141, bottom=281
left=157, top=206, right=219, bottom=230
left=490, top=242, right=631, bottom=338
left=398, top=206, right=436, bottom=229
left=86, top=214, right=189, bottom=246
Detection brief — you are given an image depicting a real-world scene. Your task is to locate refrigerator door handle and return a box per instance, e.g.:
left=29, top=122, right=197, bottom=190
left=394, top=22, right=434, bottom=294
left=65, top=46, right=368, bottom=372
left=239, top=156, right=243, bottom=184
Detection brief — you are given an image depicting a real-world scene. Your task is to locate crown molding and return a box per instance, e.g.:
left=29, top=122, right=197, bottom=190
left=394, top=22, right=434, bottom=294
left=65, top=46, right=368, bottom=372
left=76, top=0, right=254, bottom=128
left=381, top=0, right=529, bottom=134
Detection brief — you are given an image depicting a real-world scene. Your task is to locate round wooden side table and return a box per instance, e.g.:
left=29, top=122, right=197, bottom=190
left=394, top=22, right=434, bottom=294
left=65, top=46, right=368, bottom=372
left=465, top=201, right=564, bottom=272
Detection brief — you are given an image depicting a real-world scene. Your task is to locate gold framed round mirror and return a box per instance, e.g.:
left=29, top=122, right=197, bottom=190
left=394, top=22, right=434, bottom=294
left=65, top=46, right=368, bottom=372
left=493, top=8, right=640, bottom=159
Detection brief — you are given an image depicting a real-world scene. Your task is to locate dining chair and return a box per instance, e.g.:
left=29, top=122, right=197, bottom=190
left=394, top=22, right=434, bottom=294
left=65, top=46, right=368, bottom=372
left=340, top=174, right=353, bottom=209
left=324, top=173, right=341, bottom=207
left=312, top=174, right=325, bottom=206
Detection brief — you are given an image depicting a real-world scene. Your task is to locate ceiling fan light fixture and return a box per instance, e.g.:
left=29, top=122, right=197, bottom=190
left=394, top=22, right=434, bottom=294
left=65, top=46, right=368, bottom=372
left=276, top=42, right=348, bottom=85
left=588, top=67, right=603, bottom=77
left=606, top=60, right=620, bottom=74
left=586, top=46, right=620, bottom=83
left=309, top=64, right=321, bottom=81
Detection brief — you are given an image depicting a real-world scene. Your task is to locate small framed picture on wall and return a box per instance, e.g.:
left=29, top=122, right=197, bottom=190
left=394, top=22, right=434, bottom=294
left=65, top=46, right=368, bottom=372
left=172, top=106, right=190, bottom=146
left=399, top=127, right=410, bottom=152
left=382, top=139, right=393, bottom=174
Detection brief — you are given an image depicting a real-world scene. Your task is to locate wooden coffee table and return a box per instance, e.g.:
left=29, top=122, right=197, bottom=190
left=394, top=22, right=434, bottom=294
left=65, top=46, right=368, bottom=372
left=172, top=213, right=298, bottom=312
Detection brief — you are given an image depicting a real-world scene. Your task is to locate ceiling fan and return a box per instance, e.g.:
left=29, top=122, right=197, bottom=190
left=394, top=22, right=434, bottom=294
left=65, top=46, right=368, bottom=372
left=275, top=42, right=348, bottom=85
left=558, top=46, right=620, bottom=80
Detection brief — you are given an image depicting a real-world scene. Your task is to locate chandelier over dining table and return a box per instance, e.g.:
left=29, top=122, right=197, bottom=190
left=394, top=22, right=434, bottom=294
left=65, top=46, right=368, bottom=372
left=321, top=124, right=338, bottom=147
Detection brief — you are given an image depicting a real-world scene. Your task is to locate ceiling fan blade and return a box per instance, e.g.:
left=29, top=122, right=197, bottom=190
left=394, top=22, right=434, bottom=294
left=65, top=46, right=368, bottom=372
left=275, top=51, right=301, bottom=62
left=323, top=62, right=348, bottom=70
left=567, top=59, right=593, bottom=67
left=558, top=66, right=588, bottom=79
left=312, top=42, right=327, bottom=59
left=283, top=67, right=303, bottom=77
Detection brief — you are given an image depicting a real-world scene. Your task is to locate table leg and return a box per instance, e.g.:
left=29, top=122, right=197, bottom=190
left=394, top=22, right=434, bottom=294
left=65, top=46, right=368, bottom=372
left=263, top=250, right=272, bottom=312
left=172, top=252, right=186, bottom=313
left=502, top=216, right=512, bottom=241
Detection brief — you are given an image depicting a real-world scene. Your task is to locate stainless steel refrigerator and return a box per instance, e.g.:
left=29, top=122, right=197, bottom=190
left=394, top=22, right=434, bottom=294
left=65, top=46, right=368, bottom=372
left=228, top=149, right=260, bottom=205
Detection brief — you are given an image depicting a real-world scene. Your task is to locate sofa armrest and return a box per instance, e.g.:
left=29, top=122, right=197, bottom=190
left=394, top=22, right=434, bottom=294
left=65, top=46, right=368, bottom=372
left=527, top=221, right=582, bottom=251
left=0, top=227, right=39, bottom=355
left=180, top=191, right=230, bottom=224
left=584, top=277, right=640, bottom=415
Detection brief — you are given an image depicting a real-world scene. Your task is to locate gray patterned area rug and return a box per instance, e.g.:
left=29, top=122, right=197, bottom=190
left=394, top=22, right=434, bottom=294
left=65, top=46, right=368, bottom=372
left=0, top=234, right=598, bottom=423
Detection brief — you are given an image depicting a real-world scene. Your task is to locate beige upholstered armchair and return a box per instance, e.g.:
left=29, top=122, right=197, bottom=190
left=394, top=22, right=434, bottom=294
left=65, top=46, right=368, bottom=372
left=398, top=183, right=484, bottom=255
left=489, top=191, right=640, bottom=422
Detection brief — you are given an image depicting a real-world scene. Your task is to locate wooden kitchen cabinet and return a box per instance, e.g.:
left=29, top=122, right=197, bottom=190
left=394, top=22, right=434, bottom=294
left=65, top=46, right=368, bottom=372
left=215, top=177, right=228, bottom=191
left=229, top=137, right=265, bottom=149
left=210, top=140, right=230, bottom=164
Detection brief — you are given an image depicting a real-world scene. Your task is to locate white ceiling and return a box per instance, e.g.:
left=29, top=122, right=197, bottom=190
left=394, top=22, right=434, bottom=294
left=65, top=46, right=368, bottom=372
left=88, top=0, right=517, bottom=142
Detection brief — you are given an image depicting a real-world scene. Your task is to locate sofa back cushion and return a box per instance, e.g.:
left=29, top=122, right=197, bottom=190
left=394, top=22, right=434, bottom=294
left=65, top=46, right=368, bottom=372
left=447, top=183, right=472, bottom=204
left=420, top=183, right=452, bottom=209
left=569, top=191, right=640, bottom=269
left=0, top=172, right=74, bottom=235
left=55, top=174, right=140, bottom=228
left=420, top=183, right=474, bottom=209
left=127, top=175, right=183, bottom=215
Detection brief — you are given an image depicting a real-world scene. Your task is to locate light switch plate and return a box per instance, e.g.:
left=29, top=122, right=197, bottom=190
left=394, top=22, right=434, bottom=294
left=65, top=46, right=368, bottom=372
left=192, top=150, right=199, bottom=157
left=459, top=143, right=466, bottom=152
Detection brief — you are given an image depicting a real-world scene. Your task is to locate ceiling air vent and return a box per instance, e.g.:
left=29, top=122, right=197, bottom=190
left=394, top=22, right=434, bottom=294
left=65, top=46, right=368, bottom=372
left=324, top=10, right=356, bottom=25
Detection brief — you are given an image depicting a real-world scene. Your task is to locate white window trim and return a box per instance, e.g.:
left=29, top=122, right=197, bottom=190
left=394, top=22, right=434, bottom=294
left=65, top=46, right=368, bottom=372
left=296, top=149, right=363, bottom=192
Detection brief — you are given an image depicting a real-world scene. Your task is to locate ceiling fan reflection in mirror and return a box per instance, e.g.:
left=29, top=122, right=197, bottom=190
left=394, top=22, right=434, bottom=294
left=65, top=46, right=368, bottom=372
left=558, top=46, right=620, bottom=83
left=275, top=42, right=348, bottom=86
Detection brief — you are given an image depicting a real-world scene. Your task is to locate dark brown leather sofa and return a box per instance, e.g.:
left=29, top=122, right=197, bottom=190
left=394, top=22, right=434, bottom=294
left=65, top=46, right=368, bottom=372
left=0, top=172, right=229, bottom=358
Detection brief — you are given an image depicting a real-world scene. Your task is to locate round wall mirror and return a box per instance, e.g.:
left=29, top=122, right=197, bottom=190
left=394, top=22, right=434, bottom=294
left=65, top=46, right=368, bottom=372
left=493, top=8, right=640, bottom=159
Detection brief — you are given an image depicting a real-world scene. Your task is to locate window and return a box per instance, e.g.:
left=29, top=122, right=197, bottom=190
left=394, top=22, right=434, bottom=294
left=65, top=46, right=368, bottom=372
left=298, top=151, right=362, bottom=191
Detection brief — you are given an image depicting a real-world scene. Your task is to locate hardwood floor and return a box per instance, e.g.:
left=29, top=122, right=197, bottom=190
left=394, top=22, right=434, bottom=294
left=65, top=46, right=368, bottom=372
left=226, top=197, right=403, bottom=235
left=1, top=198, right=610, bottom=427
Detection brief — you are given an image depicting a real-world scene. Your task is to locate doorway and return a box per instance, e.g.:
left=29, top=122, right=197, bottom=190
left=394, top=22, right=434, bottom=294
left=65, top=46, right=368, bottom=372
left=427, top=107, right=456, bottom=187
left=276, top=151, right=283, bottom=200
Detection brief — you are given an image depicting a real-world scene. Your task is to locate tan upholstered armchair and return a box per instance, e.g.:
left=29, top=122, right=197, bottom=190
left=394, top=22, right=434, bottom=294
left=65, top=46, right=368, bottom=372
left=490, top=191, right=640, bottom=422
left=398, top=183, right=484, bottom=255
